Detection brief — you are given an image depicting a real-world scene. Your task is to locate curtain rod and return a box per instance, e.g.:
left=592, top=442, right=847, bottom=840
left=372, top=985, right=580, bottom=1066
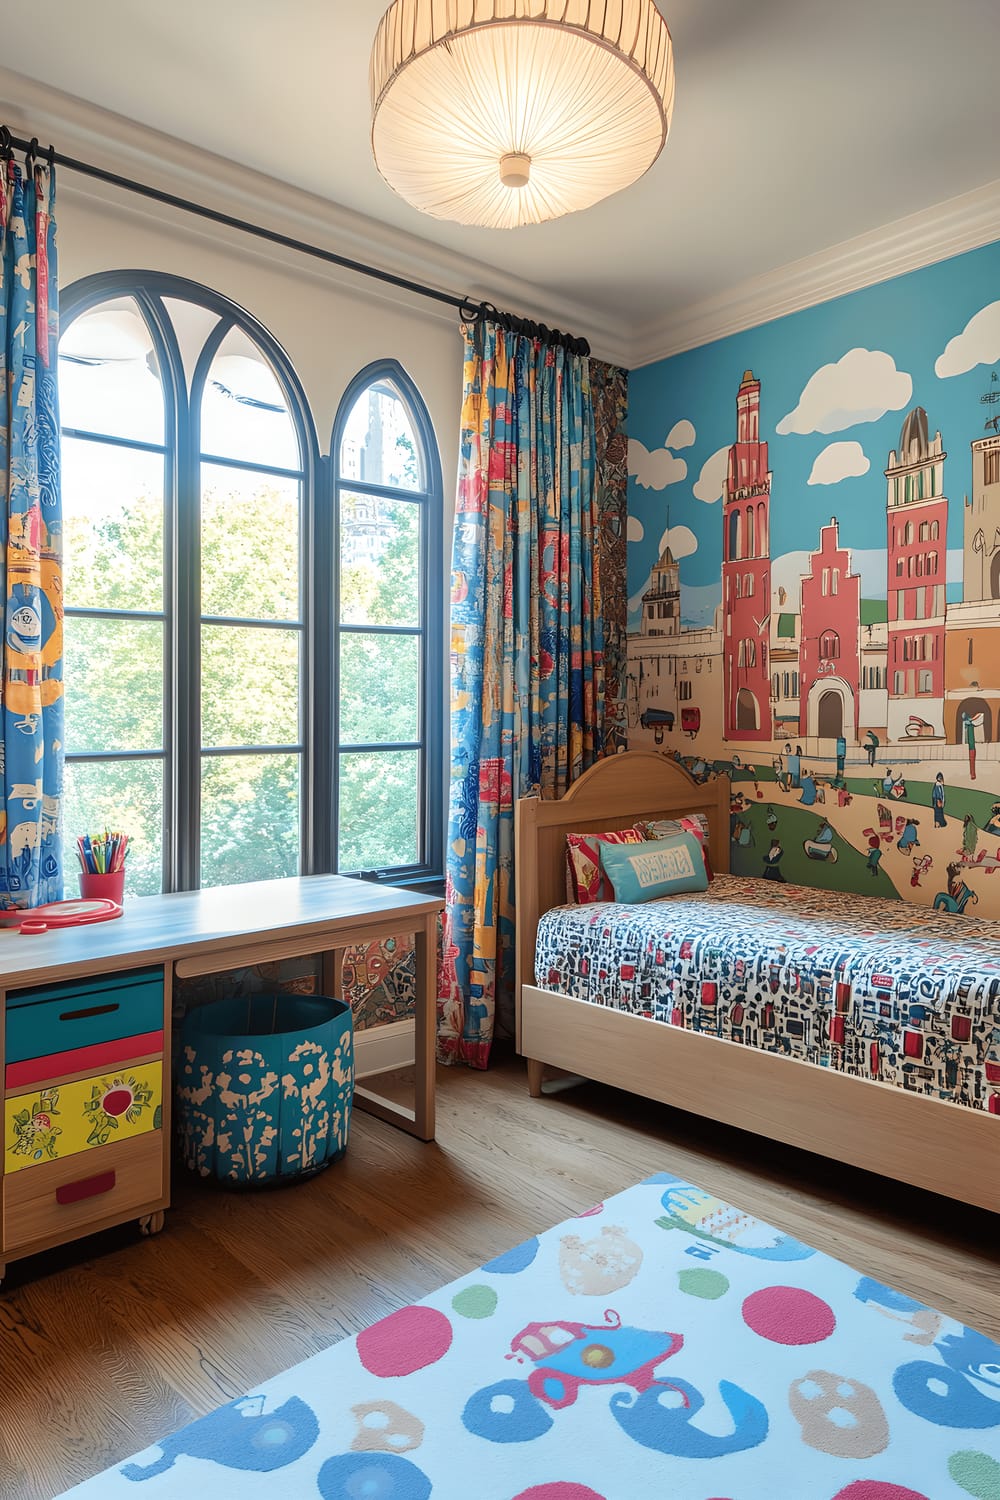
left=0, top=125, right=590, bottom=355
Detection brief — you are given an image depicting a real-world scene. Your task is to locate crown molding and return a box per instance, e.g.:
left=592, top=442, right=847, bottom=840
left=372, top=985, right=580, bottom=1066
left=628, top=177, right=1000, bottom=370
left=0, top=68, right=632, bottom=367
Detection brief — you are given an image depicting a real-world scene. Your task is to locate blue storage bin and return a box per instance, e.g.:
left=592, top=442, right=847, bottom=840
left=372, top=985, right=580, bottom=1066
left=176, top=993, right=353, bottom=1186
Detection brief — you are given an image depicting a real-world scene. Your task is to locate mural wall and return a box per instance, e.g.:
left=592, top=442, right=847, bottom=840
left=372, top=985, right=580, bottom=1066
left=627, top=238, right=1000, bottom=917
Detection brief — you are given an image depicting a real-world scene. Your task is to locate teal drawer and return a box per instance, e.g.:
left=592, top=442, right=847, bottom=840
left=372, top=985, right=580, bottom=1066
left=5, top=968, right=164, bottom=1065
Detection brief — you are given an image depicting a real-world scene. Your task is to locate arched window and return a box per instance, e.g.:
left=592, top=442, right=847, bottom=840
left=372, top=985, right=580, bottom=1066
left=745, top=505, right=755, bottom=557
left=745, top=637, right=757, bottom=667
left=904, top=520, right=914, bottom=544
left=728, top=509, right=740, bottom=561
left=930, top=519, right=939, bottom=541
left=757, top=500, right=767, bottom=553
left=820, top=630, right=840, bottom=659
left=60, top=277, right=442, bottom=892
left=332, top=362, right=443, bottom=876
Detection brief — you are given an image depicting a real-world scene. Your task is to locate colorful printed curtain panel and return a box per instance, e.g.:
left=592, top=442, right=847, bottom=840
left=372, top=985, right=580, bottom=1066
left=0, top=158, right=63, bottom=906
left=439, top=317, right=625, bottom=1067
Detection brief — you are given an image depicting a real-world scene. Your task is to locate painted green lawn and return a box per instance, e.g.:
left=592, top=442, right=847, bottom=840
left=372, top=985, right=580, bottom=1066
left=731, top=798, right=900, bottom=898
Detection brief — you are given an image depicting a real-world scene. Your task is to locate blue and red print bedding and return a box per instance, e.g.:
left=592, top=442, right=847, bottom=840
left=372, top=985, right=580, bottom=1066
left=535, top=875, right=1000, bottom=1113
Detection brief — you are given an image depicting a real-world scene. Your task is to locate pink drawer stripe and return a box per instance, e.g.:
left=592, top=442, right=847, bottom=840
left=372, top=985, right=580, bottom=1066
left=5, top=1030, right=164, bottom=1090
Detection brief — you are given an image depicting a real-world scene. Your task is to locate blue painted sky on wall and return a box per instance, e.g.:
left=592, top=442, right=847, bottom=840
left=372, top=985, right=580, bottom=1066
left=627, top=238, right=1000, bottom=629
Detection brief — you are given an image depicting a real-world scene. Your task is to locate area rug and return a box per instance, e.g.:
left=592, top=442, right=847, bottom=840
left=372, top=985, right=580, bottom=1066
left=61, top=1174, right=1000, bottom=1499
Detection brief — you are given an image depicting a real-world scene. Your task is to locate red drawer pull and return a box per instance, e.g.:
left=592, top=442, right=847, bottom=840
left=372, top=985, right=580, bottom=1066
left=56, top=1170, right=117, bottom=1205
left=59, top=1002, right=119, bottom=1023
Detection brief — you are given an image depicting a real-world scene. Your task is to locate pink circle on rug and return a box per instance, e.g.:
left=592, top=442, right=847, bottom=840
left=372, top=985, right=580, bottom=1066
left=357, top=1306, right=453, bottom=1377
left=832, top=1485, right=929, bottom=1500
left=512, top=1486, right=606, bottom=1500
left=742, top=1285, right=836, bottom=1345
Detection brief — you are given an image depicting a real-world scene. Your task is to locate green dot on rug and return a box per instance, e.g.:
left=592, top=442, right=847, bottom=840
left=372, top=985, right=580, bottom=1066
left=452, top=1284, right=498, bottom=1319
left=678, top=1268, right=729, bottom=1300
left=948, top=1450, right=1000, bottom=1499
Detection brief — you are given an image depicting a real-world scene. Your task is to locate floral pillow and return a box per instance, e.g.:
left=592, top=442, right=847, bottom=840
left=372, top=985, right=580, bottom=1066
left=565, top=827, right=646, bottom=904
left=642, top=814, right=713, bottom=881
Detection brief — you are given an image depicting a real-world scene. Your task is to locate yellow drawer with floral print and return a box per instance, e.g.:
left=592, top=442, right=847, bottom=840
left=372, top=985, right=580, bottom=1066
left=4, top=1063, right=163, bottom=1174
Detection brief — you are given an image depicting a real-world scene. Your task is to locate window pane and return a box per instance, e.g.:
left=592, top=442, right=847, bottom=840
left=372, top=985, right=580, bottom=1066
left=63, top=438, right=164, bottom=611
left=161, top=297, right=221, bottom=389
left=201, top=753, right=300, bottom=887
left=63, top=758, right=164, bottom=897
left=200, top=326, right=300, bottom=471
left=65, top=618, right=164, bottom=753
left=339, top=633, right=419, bottom=744
left=338, top=750, right=419, bottom=871
left=340, top=494, right=420, bottom=626
left=201, top=625, right=300, bottom=748
left=201, top=464, right=300, bottom=620
left=59, top=298, right=164, bottom=445
left=339, top=380, right=421, bottom=490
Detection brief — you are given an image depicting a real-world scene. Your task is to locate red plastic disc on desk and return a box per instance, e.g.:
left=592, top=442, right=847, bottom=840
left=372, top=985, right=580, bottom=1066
left=0, top=898, right=123, bottom=932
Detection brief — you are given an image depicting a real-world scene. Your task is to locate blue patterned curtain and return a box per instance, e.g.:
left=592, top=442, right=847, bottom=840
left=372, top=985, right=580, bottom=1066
left=0, top=157, right=63, bottom=905
left=438, top=317, right=608, bottom=1067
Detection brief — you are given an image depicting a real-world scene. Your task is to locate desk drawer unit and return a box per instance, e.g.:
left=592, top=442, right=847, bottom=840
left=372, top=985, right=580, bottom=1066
left=2, top=1131, right=163, bottom=1254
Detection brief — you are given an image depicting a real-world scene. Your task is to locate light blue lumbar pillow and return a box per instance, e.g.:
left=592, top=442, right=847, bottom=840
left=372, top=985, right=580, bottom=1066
left=598, top=829, right=708, bottom=903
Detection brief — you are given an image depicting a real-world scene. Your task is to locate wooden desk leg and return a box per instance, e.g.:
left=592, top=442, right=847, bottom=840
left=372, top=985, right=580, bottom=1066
left=352, top=915, right=437, bottom=1143
left=412, top=913, right=436, bottom=1142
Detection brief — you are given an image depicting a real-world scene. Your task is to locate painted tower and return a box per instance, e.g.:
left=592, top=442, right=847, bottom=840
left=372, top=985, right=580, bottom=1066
left=798, top=518, right=860, bottom=740
left=963, top=430, right=1000, bottom=602
left=640, top=541, right=680, bottom=637
left=885, top=406, right=948, bottom=740
left=944, top=424, right=1000, bottom=746
left=722, top=370, right=771, bottom=741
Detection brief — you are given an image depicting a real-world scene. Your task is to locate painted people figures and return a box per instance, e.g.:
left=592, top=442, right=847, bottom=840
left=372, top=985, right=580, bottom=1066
left=932, top=772, right=947, bottom=829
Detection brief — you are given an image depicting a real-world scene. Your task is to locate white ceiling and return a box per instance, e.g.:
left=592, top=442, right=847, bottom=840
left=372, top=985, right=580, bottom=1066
left=3, top=0, right=1000, bottom=364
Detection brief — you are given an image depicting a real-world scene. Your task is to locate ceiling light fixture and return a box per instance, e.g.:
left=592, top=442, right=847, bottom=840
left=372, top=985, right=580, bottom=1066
left=370, top=1, right=675, bottom=230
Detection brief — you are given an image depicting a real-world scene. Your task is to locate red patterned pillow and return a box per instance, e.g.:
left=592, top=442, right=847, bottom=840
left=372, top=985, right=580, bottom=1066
left=643, top=815, right=714, bottom=882
left=566, top=827, right=646, bottom=904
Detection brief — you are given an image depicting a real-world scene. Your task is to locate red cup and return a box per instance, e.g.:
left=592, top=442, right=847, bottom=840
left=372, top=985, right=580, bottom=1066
left=80, top=870, right=126, bottom=905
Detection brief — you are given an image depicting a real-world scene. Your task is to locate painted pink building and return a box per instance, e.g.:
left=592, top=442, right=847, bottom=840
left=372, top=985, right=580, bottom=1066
left=722, top=370, right=772, bottom=741
left=798, top=519, right=860, bottom=739
left=885, top=406, right=948, bottom=739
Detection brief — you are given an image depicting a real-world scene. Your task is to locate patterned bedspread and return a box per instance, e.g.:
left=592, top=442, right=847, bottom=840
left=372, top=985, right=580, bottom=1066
left=535, top=875, right=1000, bottom=1113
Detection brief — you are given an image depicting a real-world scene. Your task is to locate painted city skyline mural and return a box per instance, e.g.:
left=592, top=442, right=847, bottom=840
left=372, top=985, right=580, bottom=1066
left=626, top=236, right=1000, bottom=915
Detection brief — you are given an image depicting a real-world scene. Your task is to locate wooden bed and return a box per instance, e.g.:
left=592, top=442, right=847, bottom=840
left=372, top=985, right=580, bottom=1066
left=514, top=749, right=999, bottom=1215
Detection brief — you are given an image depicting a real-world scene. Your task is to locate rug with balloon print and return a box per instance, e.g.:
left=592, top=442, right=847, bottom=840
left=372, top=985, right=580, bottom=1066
left=59, top=1175, right=1000, bottom=1500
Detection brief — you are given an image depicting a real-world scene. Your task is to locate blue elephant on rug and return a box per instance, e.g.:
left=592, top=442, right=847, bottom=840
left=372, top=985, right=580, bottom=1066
left=121, top=1395, right=319, bottom=1481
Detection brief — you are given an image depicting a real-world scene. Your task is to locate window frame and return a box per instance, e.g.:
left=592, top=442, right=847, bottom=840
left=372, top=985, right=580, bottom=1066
left=60, top=274, right=443, bottom=892
left=330, top=360, right=444, bottom=884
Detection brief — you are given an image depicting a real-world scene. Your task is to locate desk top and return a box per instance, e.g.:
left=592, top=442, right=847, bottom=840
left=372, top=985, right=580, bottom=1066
left=0, top=875, right=442, bottom=990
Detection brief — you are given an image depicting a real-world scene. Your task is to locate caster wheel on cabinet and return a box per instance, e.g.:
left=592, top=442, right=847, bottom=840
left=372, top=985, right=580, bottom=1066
left=138, top=1210, right=165, bottom=1237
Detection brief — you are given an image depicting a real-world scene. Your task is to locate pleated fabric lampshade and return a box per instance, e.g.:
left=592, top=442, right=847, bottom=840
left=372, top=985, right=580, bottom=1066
left=370, top=0, right=676, bottom=230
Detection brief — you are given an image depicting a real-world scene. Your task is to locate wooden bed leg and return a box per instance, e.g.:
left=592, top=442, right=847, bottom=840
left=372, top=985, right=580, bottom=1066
left=526, top=1058, right=544, bottom=1098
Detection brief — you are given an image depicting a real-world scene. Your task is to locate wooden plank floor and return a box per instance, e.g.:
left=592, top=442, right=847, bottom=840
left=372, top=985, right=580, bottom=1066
left=2, top=1057, right=997, bottom=1500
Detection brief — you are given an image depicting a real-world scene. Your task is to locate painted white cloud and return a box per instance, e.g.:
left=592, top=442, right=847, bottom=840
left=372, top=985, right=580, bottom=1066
left=807, top=440, right=871, bottom=486
left=935, top=299, right=1000, bottom=378
left=628, top=438, right=687, bottom=490
left=664, top=418, right=696, bottom=450
left=658, top=523, right=698, bottom=561
left=776, top=348, right=912, bottom=435
left=626, top=514, right=645, bottom=543
left=692, top=445, right=729, bottom=503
